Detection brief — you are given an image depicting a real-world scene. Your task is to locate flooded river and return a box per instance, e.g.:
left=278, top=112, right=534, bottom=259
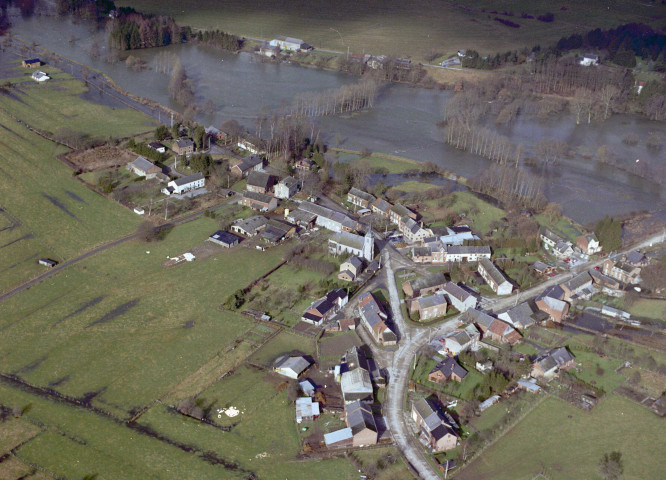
left=5, top=10, right=666, bottom=224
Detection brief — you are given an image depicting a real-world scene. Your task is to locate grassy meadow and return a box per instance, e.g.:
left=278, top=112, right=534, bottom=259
left=0, top=61, right=158, bottom=293
left=460, top=394, right=665, bottom=480
left=0, top=214, right=364, bottom=479
left=116, top=0, right=664, bottom=61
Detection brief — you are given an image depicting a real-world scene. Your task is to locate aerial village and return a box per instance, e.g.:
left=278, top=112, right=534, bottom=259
left=112, top=118, right=666, bottom=473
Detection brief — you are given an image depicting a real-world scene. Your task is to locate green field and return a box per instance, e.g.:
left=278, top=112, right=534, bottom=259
left=627, top=298, right=666, bottom=322
left=0, top=215, right=345, bottom=478
left=332, top=149, right=421, bottom=174
left=116, top=0, right=664, bottom=62
left=460, top=394, right=665, bottom=480
left=425, top=191, right=505, bottom=235
left=247, top=330, right=315, bottom=367
left=0, top=217, right=288, bottom=416
left=0, top=63, right=157, bottom=139
left=0, top=61, right=160, bottom=293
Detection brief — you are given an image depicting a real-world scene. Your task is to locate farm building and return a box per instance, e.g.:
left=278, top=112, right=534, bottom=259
left=269, top=35, right=311, bottom=51
left=127, top=156, right=161, bottom=178
left=22, top=58, right=42, bottom=67
left=147, top=142, right=166, bottom=153
left=207, top=230, right=241, bottom=248
left=274, top=356, right=311, bottom=379
left=38, top=258, right=57, bottom=267
left=231, top=216, right=268, bottom=237
left=231, top=155, right=264, bottom=177
left=324, top=428, right=353, bottom=448
left=477, top=257, right=513, bottom=295
left=295, top=397, right=320, bottom=423
left=402, top=272, right=447, bottom=298
left=246, top=171, right=275, bottom=194
left=344, top=400, right=378, bottom=446
left=411, top=295, right=448, bottom=321
left=241, top=191, right=278, bottom=212
left=31, top=71, right=49, bottom=82
left=301, top=289, right=348, bottom=325
left=298, top=202, right=359, bottom=233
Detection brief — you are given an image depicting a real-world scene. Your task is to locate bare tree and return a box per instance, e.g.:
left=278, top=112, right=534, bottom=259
left=599, top=85, right=620, bottom=120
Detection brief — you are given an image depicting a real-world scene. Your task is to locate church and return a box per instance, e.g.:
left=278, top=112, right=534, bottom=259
left=328, top=228, right=375, bottom=262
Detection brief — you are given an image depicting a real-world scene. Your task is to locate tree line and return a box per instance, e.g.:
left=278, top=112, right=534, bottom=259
left=190, top=28, right=243, bottom=52
left=467, top=164, right=546, bottom=211
left=107, top=11, right=182, bottom=50
left=287, top=79, right=379, bottom=117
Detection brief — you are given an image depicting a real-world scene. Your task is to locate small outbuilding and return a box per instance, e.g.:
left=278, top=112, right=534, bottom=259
left=274, top=355, right=312, bottom=379
left=207, top=230, right=241, bottom=248
left=38, top=258, right=57, bottom=267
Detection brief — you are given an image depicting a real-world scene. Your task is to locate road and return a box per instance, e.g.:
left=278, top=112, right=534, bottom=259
left=374, top=229, right=665, bottom=480
left=0, top=208, right=216, bottom=304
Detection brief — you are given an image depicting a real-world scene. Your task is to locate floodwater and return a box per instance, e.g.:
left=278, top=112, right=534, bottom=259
left=5, top=10, right=666, bottom=224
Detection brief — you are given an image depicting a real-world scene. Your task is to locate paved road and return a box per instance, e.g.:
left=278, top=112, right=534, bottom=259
left=377, top=229, right=665, bottom=480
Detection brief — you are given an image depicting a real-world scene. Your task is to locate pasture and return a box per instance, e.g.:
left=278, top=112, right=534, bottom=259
left=0, top=217, right=288, bottom=417
left=459, top=394, right=665, bottom=480
left=115, top=0, right=663, bottom=61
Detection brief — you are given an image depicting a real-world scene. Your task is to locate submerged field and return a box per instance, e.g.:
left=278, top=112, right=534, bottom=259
left=117, top=0, right=664, bottom=61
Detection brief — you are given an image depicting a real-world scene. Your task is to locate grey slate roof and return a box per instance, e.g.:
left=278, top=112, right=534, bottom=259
left=208, top=230, right=241, bottom=245
left=442, top=282, right=472, bottom=302
left=446, top=245, right=491, bottom=255
left=173, top=172, right=204, bottom=186
left=130, top=156, right=157, bottom=173
left=500, top=302, right=537, bottom=329
left=275, top=356, right=311, bottom=375
left=430, top=357, right=468, bottom=380
left=246, top=171, right=273, bottom=189
left=348, top=187, right=376, bottom=204
left=233, top=215, right=268, bottom=235
left=478, top=257, right=509, bottom=286
left=415, top=295, right=448, bottom=310
left=561, top=272, right=592, bottom=292
left=243, top=191, right=274, bottom=204
left=345, top=400, right=377, bottom=435
left=331, top=231, right=365, bottom=250
left=235, top=155, right=263, bottom=172
left=175, top=138, right=194, bottom=148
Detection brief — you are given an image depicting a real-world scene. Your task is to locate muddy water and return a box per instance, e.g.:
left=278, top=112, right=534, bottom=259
left=5, top=10, right=666, bottom=224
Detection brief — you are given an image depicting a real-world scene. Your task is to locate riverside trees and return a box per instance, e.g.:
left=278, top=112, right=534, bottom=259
left=287, top=79, right=379, bottom=117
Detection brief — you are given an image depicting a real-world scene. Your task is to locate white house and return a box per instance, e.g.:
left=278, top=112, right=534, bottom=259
left=580, top=54, right=599, bottom=66
left=477, top=257, right=513, bottom=295
left=164, top=172, right=205, bottom=195
left=31, top=71, right=50, bottom=82
left=274, top=176, right=300, bottom=199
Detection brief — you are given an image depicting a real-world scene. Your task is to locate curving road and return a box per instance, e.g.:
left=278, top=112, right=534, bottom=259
left=378, top=230, right=665, bottom=480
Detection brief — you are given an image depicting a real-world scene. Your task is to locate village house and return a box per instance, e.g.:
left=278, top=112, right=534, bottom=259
left=302, top=289, right=348, bottom=325
left=466, top=309, right=522, bottom=345
left=367, top=55, right=387, bottom=70
left=402, top=272, right=448, bottom=298
left=172, top=138, right=194, bottom=156
left=246, top=171, right=276, bottom=194
left=401, top=217, right=434, bottom=243
left=390, top=203, right=418, bottom=224
left=577, top=233, right=602, bottom=255
left=498, top=302, right=541, bottom=330
left=444, top=245, right=491, bottom=263
left=428, top=357, right=468, bottom=383
left=411, top=295, right=448, bottom=321
left=349, top=53, right=371, bottom=64
left=347, top=187, right=376, bottom=209
left=559, top=272, right=594, bottom=301
left=624, top=250, right=649, bottom=267
left=602, top=259, right=641, bottom=284
left=338, top=256, right=364, bottom=282
left=241, top=191, right=278, bottom=212
left=297, top=202, right=359, bottom=233
left=328, top=230, right=374, bottom=261
left=344, top=400, right=378, bottom=446
left=295, top=397, right=320, bottom=423
left=532, top=261, right=555, bottom=276
left=204, top=126, right=230, bottom=144
left=22, top=58, right=42, bottom=68
left=274, top=176, right=300, bottom=199
left=237, top=136, right=265, bottom=154
left=539, top=228, right=574, bottom=259
left=477, top=257, right=513, bottom=295
left=269, top=35, right=310, bottom=52
left=440, top=282, right=477, bottom=312
left=164, top=172, right=205, bottom=195
left=358, top=292, right=397, bottom=346
left=531, top=347, right=576, bottom=379
left=147, top=141, right=166, bottom=153
left=294, top=158, right=314, bottom=171
left=589, top=269, right=622, bottom=293
left=411, top=398, right=458, bottom=452
left=371, top=197, right=392, bottom=217
left=231, top=155, right=264, bottom=177
left=434, top=324, right=480, bottom=356
left=127, top=156, right=161, bottom=179
left=206, top=230, right=241, bottom=248
left=412, top=244, right=438, bottom=263
left=535, top=286, right=569, bottom=323
left=261, top=218, right=296, bottom=244
left=274, top=356, right=311, bottom=379
left=230, top=215, right=268, bottom=237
